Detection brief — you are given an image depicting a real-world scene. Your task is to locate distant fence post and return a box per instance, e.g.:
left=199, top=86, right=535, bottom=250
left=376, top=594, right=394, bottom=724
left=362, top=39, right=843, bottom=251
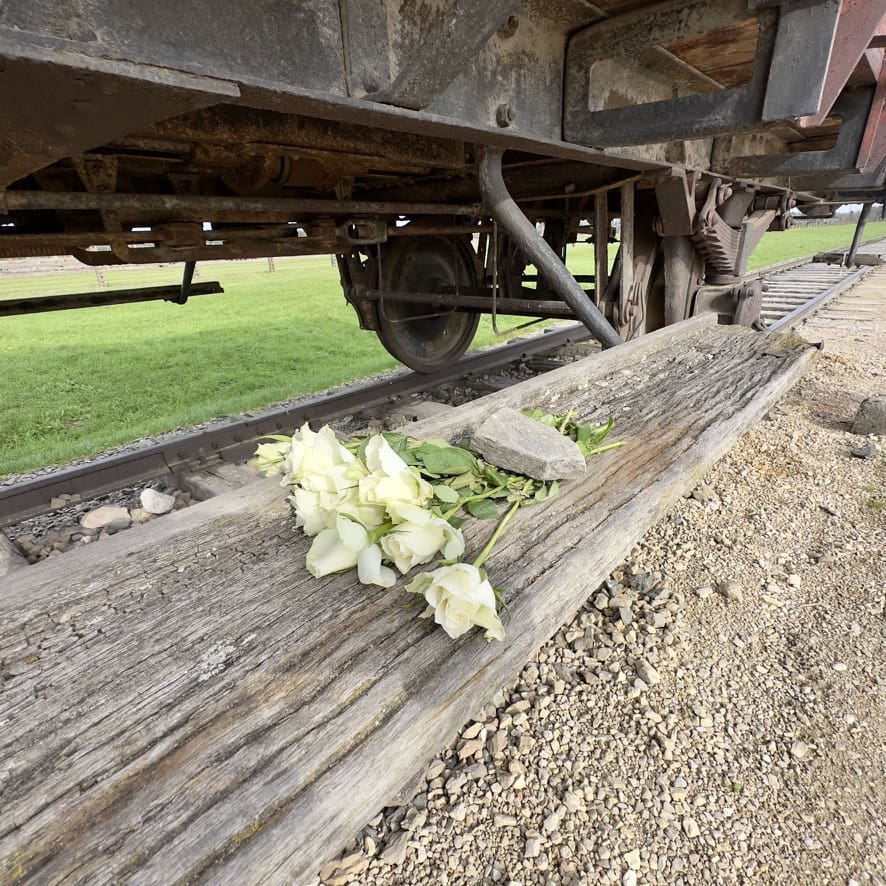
left=267, top=257, right=275, bottom=273
left=94, top=267, right=107, bottom=288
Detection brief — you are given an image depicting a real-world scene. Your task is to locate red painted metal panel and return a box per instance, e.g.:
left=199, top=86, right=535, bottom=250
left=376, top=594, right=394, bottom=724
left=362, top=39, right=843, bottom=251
left=799, top=0, right=886, bottom=128
left=856, top=54, right=886, bottom=172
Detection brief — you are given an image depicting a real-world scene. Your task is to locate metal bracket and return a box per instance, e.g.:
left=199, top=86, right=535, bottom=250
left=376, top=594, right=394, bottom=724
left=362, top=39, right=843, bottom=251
left=336, top=218, right=388, bottom=246
left=654, top=169, right=698, bottom=237
left=726, top=87, right=875, bottom=176
left=563, top=0, right=844, bottom=148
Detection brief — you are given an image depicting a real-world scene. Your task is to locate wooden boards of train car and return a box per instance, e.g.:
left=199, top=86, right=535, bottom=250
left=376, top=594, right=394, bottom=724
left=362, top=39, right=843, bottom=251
left=0, top=315, right=817, bottom=885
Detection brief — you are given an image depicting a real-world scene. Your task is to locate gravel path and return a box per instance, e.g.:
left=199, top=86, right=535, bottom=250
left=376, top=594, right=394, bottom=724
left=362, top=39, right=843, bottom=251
left=317, top=277, right=885, bottom=886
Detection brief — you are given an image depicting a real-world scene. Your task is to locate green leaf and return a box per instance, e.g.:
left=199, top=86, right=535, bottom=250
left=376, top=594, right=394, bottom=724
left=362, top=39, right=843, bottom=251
left=483, top=465, right=509, bottom=488
left=584, top=416, right=615, bottom=446
left=450, top=471, right=476, bottom=490
left=433, top=484, right=460, bottom=503
left=418, top=436, right=452, bottom=448
left=467, top=498, right=500, bottom=520
left=447, top=515, right=465, bottom=529
left=382, top=432, right=420, bottom=464
left=264, top=434, right=292, bottom=443
left=415, top=443, right=479, bottom=475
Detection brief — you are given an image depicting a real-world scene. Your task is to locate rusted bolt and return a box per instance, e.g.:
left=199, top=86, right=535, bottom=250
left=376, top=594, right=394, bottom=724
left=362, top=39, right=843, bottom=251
left=497, top=15, right=519, bottom=38
left=496, top=103, right=516, bottom=128
left=362, top=70, right=381, bottom=93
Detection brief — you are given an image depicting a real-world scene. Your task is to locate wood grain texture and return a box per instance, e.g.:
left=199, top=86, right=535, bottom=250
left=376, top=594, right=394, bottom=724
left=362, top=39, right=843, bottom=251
left=0, top=318, right=817, bottom=885
left=666, top=18, right=760, bottom=89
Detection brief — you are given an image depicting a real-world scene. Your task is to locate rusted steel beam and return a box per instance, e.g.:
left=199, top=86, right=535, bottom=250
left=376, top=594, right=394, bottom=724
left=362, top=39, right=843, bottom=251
left=761, top=0, right=841, bottom=122
left=2, top=191, right=483, bottom=217
left=359, top=289, right=576, bottom=319
left=856, top=57, right=886, bottom=172
left=0, top=283, right=222, bottom=317
left=726, top=86, right=874, bottom=175
left=150, top=107, right=467, bottom=172
left=0, top=33, right=241, bottom=189
left=564, top=2, right=778, bottom=147
left=564, top=1, right=855, bottom=148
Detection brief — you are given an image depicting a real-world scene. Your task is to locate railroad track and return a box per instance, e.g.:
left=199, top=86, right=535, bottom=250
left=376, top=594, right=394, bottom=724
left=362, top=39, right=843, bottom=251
left=2, top=243, right=883, bottom=531
left=762, top=260, right=878, bottom=331
left=0, top=323, right=597, bottom=529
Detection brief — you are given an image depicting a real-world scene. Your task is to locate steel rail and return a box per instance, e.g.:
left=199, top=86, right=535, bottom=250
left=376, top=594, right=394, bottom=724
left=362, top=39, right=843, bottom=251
left=3, top=238, right=883, bottom=529
left=767, top=263, right=872, bottom=331
left=0, top=322, right=595, bottom=528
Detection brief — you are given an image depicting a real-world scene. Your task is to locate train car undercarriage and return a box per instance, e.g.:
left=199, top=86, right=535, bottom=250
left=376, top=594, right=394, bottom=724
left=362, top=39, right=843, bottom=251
left=2, top=0, right=886, bottom=371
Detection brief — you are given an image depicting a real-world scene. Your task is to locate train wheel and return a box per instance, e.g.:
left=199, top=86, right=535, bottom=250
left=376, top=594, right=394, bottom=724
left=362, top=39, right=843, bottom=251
left=374, top=236, right=480, bottom=373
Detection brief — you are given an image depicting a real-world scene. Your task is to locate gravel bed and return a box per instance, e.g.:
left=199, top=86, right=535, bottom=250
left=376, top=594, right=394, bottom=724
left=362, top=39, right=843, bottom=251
left=1, top=326, right=581, bottom=490
left=315, top=281, right=885, bottom=885
left=2, top=328, right=592, bottom=562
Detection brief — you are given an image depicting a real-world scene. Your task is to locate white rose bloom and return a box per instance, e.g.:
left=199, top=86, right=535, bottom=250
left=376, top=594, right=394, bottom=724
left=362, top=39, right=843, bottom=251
left=359, top=435, right=432, bottom=507
left=288, top=488, right=337, bottom=536
left=357, top=543, right=397, bottom=588
left=335, top=487, right=387, bottom=530
left=253, top=440, right=291, bottom=477
left=289, top=484, right=385, bottom=536
left=285, top=424, right=366, bottom=494
left=305, top=514, right=370, bottom=577
left=380, top=502, right=464, bottom=574
left=407, top=562, right=505, bottom=641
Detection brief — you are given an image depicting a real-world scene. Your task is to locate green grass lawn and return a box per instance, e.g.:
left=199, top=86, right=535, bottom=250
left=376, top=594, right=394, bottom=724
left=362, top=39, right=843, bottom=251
left=2, top=221, right=882, bottom=476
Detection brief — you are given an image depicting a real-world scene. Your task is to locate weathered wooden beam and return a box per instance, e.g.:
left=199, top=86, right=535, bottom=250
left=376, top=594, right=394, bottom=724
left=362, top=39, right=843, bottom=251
left=0, top=316, right=817, bottom=885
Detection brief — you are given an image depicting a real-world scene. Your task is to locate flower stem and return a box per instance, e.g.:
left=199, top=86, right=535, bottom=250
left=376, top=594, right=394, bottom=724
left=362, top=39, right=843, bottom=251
left=473, top=499, right=521, bottom=570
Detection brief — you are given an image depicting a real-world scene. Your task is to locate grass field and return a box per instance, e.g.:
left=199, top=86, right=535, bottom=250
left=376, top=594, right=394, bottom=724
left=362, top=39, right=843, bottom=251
left=2, top=221, right=883, bottom=476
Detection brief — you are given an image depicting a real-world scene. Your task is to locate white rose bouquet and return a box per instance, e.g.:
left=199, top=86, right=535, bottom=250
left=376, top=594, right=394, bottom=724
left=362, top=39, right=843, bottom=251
left=255, top=410, right=620, bottom=643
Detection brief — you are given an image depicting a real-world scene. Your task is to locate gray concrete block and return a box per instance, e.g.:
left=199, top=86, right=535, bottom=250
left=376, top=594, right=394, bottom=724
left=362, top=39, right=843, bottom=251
left=469, top=407, right=586, bottom=481
left=852, top=396, right=886, bottom=436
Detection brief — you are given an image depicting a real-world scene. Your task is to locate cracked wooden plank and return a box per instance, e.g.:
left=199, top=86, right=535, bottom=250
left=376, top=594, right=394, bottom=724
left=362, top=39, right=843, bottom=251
left=0, top=316, right=817, bottom=885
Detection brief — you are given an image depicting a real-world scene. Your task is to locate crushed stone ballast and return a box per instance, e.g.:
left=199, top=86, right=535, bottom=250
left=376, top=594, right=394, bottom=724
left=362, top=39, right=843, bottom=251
left=0, top=315, right=818, bottom=885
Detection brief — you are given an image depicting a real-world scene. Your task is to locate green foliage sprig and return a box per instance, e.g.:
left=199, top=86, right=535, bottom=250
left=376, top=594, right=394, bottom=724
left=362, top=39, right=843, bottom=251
left=345, top=432, right=559, bottom=528
left=521, top=409, right=625, bottom=457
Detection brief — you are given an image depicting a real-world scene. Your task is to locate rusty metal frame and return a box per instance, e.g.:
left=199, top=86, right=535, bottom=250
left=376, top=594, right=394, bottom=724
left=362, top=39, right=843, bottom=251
left=0, top=281, right=222, bottom=317
left=563, top=0, right=846, bottom=148
left=358, top=288, right=576, bottom=319
left=725, top=86, right=874, bottom=176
